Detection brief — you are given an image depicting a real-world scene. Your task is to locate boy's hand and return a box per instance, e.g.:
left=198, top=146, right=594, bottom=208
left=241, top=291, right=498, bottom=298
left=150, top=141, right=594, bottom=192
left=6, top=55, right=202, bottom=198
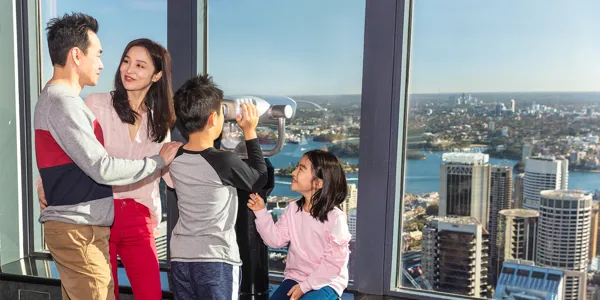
left=236, top=103, right=259, bottom=140
left=247, top=193, right=266, bottom=211
left=159, top=142, right=183, bottom=165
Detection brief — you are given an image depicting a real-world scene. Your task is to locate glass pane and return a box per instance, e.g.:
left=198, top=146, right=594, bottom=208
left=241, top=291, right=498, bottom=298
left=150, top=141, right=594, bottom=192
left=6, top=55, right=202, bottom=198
left=38, top=0, right=168, bottom=261
left=208, top=1, right=365, bottom=280
left=397, top=1, right=600, bottom=299
left=0, top=0, right=21, bottom=265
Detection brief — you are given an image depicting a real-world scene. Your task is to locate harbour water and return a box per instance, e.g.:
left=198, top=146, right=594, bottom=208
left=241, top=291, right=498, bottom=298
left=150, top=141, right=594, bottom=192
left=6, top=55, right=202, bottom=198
left=268, top=139, right=600, bottom=197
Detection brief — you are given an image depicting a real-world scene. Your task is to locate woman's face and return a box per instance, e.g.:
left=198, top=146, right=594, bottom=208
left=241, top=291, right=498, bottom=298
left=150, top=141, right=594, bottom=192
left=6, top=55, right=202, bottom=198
left=119, top=46, right=161, bottom=92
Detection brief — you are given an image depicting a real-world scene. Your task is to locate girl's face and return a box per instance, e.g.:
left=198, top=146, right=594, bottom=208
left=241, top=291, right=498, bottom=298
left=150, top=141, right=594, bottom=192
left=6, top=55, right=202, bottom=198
left=290, top=156, right=322, bottom=195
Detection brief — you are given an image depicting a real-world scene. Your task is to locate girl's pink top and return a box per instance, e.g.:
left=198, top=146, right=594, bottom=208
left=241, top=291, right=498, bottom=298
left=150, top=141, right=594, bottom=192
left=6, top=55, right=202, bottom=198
left=253, top=200, right=351, bottom=296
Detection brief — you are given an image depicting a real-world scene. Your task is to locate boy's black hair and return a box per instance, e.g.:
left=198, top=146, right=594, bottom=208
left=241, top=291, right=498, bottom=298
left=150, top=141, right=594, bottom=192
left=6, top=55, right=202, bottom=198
left=46, top=13, right=99, bottom=67
left=174, top=74, right=224, bottom=134
left=296, top=150, right=348, bottom=222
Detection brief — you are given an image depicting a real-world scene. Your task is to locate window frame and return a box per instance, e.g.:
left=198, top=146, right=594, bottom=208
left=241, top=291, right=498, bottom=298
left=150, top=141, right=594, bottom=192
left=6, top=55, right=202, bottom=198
left=354, top=1, right=484, bottom=299
left=15, top=0, right=480, bottom=298
left=165, top=0, right=207, bottom=262
left=351, top=0, right=407, bottom=294
left=17, top=0, right=39, bottom=260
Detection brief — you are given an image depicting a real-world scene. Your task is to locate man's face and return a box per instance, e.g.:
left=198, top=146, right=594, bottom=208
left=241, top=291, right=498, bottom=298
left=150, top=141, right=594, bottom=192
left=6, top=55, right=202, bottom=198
left=78, top=30, right=104, bottom=87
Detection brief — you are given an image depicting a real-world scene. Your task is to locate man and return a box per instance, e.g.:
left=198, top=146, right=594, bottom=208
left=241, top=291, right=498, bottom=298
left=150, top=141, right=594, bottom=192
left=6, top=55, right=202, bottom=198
left=34, top=13, right=180, bottom=300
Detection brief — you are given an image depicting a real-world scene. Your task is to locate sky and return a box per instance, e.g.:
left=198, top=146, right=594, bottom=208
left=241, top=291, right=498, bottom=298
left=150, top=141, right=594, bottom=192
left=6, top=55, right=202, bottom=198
left=42, top=0, right=600, bottom=95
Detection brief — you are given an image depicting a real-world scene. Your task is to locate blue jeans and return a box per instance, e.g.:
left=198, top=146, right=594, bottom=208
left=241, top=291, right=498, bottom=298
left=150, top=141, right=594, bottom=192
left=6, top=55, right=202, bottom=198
left=270, top=279, right=339, bottom=300
left=171, top=261, right=240, bottom=300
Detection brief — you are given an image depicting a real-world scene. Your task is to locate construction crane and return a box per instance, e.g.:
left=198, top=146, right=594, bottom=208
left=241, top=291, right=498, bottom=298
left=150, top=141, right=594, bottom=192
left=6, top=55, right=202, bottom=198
left=403, top=266, right=433, bottom=291
left=402, top=268, right=422, bottom=289
left=414, top=266, right=433, bottom=290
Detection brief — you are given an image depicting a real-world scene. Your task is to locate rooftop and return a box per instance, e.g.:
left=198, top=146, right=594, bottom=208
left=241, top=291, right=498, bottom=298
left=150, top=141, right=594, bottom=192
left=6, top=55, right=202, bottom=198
left=499, top=209, right=540, bottom=218
left=442, top=152, right=489, bottom=165
left=540, top=189, right=592, bottom=201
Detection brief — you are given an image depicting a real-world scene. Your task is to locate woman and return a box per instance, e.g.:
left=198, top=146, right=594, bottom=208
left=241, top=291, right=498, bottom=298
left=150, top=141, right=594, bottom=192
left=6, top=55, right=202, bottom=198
left=39, top=38, right=174, bottom=300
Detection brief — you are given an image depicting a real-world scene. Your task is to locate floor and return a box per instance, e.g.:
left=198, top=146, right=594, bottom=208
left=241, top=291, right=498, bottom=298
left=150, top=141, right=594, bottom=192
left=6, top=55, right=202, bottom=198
left=268, top=284, right=412, bottom=300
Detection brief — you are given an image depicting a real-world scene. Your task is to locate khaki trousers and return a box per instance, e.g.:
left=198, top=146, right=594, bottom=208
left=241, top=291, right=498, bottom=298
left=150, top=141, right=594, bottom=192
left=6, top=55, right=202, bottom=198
left=44, top=221, right=115, bottom=300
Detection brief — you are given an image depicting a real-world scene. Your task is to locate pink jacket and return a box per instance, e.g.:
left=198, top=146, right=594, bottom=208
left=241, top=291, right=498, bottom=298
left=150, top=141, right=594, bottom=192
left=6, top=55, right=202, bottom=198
left=254, top=200, right=351, bottom=296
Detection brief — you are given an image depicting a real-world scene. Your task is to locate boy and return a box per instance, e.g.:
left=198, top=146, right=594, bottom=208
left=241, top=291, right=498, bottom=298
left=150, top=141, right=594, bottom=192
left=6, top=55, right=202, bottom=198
left=169, top=74, right=268, bottom=300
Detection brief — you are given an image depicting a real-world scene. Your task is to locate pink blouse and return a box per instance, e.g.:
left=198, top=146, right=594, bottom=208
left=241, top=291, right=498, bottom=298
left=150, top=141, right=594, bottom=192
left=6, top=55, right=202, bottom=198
left=84, top=92, right=172, bottom=228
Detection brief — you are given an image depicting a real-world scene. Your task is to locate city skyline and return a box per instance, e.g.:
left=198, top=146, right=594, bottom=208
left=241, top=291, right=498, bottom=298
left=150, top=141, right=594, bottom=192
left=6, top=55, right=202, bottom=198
left=41, top=0, right=600, bottom=96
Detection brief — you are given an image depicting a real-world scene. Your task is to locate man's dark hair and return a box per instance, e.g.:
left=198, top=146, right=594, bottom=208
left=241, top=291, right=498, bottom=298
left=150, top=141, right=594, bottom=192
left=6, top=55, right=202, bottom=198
left=174, top=74, right=224, bottom=134
left=46, top=13, right=99, bottom=67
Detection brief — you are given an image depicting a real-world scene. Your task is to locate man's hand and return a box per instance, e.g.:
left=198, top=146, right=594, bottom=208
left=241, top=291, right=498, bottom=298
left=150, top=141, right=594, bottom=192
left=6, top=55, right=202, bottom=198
left=38, top=181, right=47, bottom=211
left=236, top=103, right=259, bottom=140
left=247, top=193, right=266, bottom=211
left=287, top=284, right=305, bottom=300
left=159, top=142, right=183, bottom=165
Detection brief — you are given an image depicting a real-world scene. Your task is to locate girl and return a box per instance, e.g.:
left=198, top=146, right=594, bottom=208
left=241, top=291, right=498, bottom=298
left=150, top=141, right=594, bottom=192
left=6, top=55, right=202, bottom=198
left=247, top=150, right=351, bottom=300
left=39, top=38, right=174, bottom=300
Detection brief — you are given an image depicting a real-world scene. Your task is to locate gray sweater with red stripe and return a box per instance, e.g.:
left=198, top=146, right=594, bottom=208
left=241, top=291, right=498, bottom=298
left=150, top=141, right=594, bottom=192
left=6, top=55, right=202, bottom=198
left=34, top=84, right=165, bottom=226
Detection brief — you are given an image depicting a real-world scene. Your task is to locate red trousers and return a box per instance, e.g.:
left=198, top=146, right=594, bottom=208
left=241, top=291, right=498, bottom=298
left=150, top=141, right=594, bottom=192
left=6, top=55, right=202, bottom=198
left=110, top=199, right=162, bottom=300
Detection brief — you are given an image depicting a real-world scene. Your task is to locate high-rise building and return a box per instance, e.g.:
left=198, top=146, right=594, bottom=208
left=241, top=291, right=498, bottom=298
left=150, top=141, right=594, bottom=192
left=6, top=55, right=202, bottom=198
left=489, top=121, right=495, bottom=131
left=439, top=153, right=491, bottom=226
left=513, top=173, right=525, bottom=209
left=496, top=209, right=539, bottom=282
left=271, top=207, right=286, bottom=222
left=570, top=151, right=580, bottom=164
left=155, top=223, right=168, bottom=260
left=421, top=226, right=437, bottom=283
left=348, top=208, right=357, bottom=242
left=521, top=143, right=532, bottom=161
left=341, top=183, right=358, bottom=215
left=590, top=202, right=600, bottom=259
left=494, top=259, right=574, bottom=300
left=523, top=156, right=569, bottom=210
left=536, top=190, right=592, bottom=300
left=488, top=166, right=513, bottom=287
left=510, top=99, right=516, bottom=112
left=421, top=216, right=489, bottom=298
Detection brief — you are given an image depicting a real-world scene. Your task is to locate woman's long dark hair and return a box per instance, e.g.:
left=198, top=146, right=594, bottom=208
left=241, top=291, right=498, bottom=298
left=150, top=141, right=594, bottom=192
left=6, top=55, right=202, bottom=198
left=296, top=150, right=348, bottom=222
left=111, top=38, right=174, bottom=142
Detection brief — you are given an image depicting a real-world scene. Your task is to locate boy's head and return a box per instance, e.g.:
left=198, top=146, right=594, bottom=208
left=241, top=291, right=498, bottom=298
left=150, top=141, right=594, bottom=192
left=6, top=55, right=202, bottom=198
left=174, top=74, right=224, bottom=138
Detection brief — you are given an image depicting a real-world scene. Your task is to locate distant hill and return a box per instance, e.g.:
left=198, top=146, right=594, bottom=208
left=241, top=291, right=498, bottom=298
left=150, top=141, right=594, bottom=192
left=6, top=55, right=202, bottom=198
left=409, top=91, right=600, bottom=106
left=290, top=94, right=361, bottom=106
left=289, top=91, right=600, bottom=107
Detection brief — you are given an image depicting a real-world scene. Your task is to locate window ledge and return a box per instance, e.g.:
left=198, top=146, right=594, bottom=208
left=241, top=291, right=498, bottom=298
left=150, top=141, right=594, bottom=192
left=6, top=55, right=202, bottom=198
left=0, top=256, right=173, bottom=298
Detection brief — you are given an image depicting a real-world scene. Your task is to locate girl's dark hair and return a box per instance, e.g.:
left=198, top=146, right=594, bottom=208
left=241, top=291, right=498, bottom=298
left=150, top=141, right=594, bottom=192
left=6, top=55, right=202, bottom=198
left=296, top=150, right=348, bottom=222
left=111, top=38, right=174, bottom=142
